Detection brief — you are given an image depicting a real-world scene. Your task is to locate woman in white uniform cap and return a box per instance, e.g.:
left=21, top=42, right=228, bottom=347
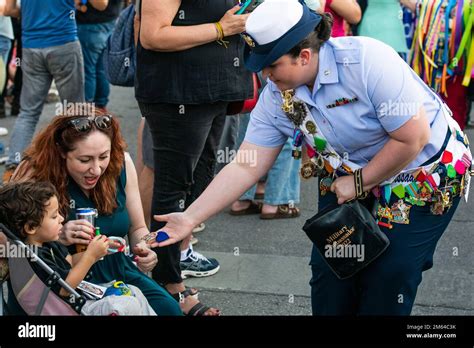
left=150, top=0, right=473, bottom=315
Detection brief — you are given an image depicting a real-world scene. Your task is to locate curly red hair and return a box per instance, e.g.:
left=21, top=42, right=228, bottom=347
left=15, top=110, right=127, bottom=219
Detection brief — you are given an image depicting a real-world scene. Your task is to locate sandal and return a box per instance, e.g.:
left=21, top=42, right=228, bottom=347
left=169, top=287, right=199, bottom=302
left=260, top=204, right=301, bottom=220
left=188, top=301, right=221, bottom=316
left=171, top=289, right=220, bottom=316
left=229, top=201, right=262, bottom=216
left=190, top=236, right=199, bottom=246
left=192, top=223, right=206, bottom=233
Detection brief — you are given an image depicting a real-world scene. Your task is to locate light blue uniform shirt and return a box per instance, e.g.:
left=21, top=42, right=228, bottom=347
left=245, top=36, right=448, bottom=169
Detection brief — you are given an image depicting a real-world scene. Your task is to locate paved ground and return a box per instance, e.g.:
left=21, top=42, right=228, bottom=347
left=1, top=86, right=473, bottom=316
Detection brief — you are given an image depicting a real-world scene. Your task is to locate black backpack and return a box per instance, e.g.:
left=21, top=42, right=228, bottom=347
left=103, top=4, right=136, bottom=87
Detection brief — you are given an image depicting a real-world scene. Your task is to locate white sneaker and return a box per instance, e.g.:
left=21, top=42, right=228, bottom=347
left=180, top=249, right=220, bottom=279
left=0, top=127, right=8, bottom=136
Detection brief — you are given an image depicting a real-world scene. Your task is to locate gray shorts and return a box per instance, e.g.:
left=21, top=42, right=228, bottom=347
left=142, top=119, right=154, bottom=169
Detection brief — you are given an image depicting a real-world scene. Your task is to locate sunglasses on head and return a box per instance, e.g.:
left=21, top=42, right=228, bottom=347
left=67, top=115, right=113, bottom=133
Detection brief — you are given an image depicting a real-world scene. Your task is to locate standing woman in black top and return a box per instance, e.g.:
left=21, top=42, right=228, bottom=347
left=136, top=0, right=252, bottom=316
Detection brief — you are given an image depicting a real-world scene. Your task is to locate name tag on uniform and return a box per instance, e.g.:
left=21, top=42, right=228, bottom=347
left=326, top=97, right=358, bottom=109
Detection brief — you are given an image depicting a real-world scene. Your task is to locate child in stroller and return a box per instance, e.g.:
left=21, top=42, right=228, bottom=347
left=0, top=181, right=156, bottom=315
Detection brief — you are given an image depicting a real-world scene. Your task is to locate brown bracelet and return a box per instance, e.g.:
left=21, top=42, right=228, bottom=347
left=353, top=168, right=368, bottom=199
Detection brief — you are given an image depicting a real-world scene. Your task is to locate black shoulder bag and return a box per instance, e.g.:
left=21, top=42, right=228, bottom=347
left=302, top=196, right=390, bottom=279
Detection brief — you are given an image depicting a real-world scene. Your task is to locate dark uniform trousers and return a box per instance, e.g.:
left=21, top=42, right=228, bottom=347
left=310, top=189, right=461, bottom=315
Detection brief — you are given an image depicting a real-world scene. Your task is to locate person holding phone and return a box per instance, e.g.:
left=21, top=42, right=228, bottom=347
left=136, top=0, right=253, bottom=316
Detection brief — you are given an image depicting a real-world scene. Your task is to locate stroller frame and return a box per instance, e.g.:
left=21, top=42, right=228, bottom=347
left=0, top=223, right=86, bottom=315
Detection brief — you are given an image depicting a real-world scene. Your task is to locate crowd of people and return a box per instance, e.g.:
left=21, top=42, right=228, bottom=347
left=0, top=0, right=473, bottom=316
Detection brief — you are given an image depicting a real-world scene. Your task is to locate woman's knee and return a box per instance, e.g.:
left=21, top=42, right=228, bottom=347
left=143, top=286, right=183, bottom=316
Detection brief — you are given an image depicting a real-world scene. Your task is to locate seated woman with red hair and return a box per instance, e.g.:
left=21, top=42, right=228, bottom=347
left=10, top=110, right=183, bottom=316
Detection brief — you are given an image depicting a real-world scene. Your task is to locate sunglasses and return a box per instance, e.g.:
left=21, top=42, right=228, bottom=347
left=67, top=115, right=113, bottom=133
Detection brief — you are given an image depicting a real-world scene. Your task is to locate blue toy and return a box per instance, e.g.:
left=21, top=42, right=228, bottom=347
left=156, top=231, right=169, bottom=242
left=104, top=281, right=133, bottom=297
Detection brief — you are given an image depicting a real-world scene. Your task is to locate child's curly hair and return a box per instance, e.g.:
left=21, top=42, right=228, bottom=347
left=0, top=182, right=57, bottom=240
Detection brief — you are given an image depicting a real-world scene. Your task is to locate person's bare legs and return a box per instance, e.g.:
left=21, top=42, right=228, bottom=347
left=164, top=283, right=219, bottom=315
left=137, top=118, right=154, bottom=227
left=231, top=181, right=272, bottom=211
left=139, top=165, right=154, bottom=228
left=136, top=118, right=145, bottom=175
left=231, top=202, right=278, bottom=214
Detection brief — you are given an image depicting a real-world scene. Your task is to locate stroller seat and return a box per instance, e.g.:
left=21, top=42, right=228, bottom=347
left=8, top=256, right=80, bottom=315
left=0, top=224, right=84, bottom=316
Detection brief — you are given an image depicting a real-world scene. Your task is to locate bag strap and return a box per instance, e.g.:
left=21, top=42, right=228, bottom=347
left=294, top=97, right=361, bottom=174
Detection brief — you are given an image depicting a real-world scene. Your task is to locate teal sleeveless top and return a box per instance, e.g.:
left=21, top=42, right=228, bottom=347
left=66, top=166, right=138, bottom=284
left=358, top=0, right=408, bottom=53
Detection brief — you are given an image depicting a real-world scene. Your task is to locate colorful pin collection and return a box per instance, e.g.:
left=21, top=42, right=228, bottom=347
left=298, top=119, right=327, bottom=179
left=281, top=90, right=331, bottom=173
left=140, top=230, right=170, bottom=245
left=374, top=148, right=472, bottom=227
left=319, top=177, right=334, bottom=196
left=292, top=128, right=304, bottom=159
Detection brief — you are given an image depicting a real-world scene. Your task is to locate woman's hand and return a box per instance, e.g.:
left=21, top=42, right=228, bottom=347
left=132, top=242, right=158, bottom=273
left=150, top=212, right=196, bottom=248
left=59, top=220, right=95, bottom=246
left=330, top=176, right=356, bottom=204
left=219, top=5, right=250, bottom=36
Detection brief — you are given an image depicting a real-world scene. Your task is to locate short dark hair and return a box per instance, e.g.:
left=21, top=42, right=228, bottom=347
left=0, top=182, right=58, bottom=240
left=287, top=13, right=333, bottom=58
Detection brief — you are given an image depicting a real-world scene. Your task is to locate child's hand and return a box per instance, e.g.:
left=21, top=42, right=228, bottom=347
left=85, top=235, right=109, bottom=261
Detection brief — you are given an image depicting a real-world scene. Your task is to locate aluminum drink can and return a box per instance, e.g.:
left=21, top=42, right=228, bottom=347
left=75, top=208, right=98, bottom=253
